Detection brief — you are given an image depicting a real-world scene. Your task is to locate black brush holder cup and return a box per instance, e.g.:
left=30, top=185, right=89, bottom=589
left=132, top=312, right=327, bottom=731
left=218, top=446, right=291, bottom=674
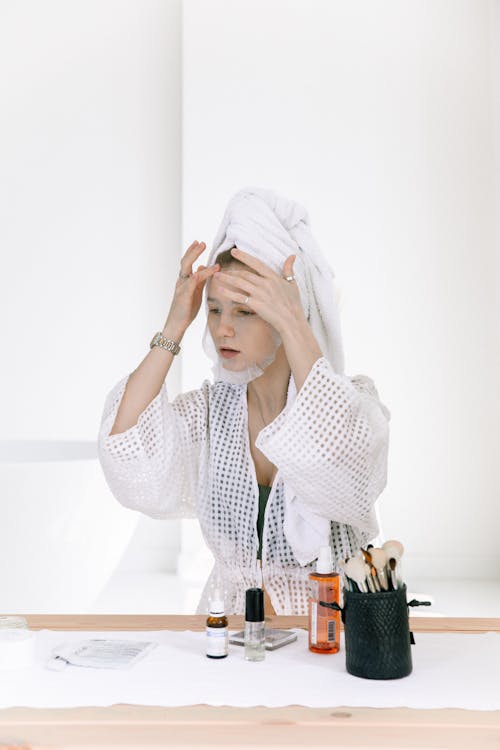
left=320, top=584, right=430, bottom=680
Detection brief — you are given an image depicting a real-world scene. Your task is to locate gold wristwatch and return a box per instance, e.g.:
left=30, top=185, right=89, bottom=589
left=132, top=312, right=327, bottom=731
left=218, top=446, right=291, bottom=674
left=149, top=331, right=181, bottom=355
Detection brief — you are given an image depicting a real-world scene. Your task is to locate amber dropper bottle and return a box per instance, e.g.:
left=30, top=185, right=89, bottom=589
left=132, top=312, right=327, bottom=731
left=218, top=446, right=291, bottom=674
left=308, top=546, right=340, bottom=654
left=206, top=590, right=228, bottom=659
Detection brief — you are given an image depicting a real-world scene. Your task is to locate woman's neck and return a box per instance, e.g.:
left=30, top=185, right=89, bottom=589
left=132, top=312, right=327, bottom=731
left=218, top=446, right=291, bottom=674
left=246, top=345, right=291, bottom=420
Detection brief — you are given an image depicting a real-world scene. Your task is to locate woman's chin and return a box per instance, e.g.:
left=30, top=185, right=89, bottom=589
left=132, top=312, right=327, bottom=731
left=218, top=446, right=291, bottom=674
left=221, top=359, right=243, bottom=370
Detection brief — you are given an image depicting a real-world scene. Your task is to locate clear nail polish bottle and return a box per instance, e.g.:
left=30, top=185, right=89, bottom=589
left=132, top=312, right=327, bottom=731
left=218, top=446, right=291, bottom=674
left=244, top=587, right=265, bottom=661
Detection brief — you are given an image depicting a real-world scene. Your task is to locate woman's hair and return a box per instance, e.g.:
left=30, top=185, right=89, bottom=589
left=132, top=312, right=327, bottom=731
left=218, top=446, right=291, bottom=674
left=214, top=247, right=244, bottom=269
left=214, top=246, right=259, bottom=275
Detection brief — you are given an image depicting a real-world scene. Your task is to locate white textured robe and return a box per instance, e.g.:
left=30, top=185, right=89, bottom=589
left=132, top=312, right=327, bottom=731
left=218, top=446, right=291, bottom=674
left=98, top=356, right=390, bottom=615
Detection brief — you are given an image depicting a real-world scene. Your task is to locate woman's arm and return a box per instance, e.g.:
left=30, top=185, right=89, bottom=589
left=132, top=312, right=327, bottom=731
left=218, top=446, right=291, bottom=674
left=98, top=365, right=209, bottom=520
left=101, top=239, right=219, bottom=516
left=110, top=238, right=220, bottom=434
left=279, top=313, right=323, bottom=393
left=109, top=320, right=186, bottom=435
left=255, top=356, right=390, bottom=536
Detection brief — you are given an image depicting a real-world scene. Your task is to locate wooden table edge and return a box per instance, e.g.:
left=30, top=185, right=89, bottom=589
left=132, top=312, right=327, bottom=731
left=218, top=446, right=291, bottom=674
left=5, top=614, right=500, bottom=632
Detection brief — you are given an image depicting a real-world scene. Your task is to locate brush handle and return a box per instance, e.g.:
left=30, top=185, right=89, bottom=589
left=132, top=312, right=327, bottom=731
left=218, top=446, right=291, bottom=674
left=377, top=568, right=389, bottom=591
left=371, top=568, right=381, bottom=592
left=366, top=573, right=376, bottom=593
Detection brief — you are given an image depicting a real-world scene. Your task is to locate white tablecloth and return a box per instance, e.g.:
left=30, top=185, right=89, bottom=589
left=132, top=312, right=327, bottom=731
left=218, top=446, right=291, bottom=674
left=0, top=628, right=498, bottom=710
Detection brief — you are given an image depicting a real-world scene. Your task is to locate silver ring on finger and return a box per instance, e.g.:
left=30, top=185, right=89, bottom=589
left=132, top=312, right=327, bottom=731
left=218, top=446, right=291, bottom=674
left=284, top=274, right=296, bottom=282
left=244, top=295, right=250, bottom=304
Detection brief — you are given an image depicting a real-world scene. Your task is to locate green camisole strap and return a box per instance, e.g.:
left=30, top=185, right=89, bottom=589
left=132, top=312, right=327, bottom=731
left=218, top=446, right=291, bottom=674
left=256, top=483, right=272, bottom=560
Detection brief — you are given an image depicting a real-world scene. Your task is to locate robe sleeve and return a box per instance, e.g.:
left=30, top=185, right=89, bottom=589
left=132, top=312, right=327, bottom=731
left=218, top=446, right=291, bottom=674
left=255, top=356, right=390, bottom=540
left=97, top=373, right=209, bottom=519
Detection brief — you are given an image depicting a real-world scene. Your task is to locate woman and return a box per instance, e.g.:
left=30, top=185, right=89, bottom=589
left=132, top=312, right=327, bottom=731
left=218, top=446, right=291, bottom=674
left=98, top=186, right=391, bottom=616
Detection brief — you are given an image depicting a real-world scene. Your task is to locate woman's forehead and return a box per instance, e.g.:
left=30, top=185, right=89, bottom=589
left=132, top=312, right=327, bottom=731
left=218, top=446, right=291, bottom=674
left=206, top=265, right=251, bottom=295
left=206, top=275, right=255, bottom=307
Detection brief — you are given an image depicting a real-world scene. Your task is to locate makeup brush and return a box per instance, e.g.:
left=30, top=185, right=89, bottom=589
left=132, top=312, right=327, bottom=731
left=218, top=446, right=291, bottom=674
left=364, top=563, right=377, bottom=593
left=368, top=547, right=389, bottom=591
left=361, top=548, right=383, bottom=591
left=338, top=558, right=354, bottom=592
left=388, top=557, right=399, bottom=590
left=343, top=557, right=369, bottom=593
left=370, top=566, right=381, bottom=592
left=382, top=539, right=404, bottom=560
left=339, top=551, right=367, bottom=593
left=393, top=557, right=404, bottom=588
left=382, top=539, right=405, bottom=586
left=361, top=547, right=372, bottom=565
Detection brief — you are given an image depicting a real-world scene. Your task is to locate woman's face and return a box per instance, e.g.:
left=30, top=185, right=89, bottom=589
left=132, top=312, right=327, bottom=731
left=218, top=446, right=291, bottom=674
left=206, top=264, right=280, bottom=371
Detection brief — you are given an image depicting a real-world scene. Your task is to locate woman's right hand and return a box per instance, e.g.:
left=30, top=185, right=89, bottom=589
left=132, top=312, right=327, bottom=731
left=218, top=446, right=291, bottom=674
left=163, top=240, right=220, bottom=335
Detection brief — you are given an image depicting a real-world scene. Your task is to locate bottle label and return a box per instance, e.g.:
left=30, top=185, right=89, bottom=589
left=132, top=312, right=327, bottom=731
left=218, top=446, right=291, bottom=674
left=206, top=627, right=228, bottom=656
left=327, top=618, right=336, bottom=642
left=311, top=601, right=317, bottom=644
left=310, top=601, right=337, bottom=644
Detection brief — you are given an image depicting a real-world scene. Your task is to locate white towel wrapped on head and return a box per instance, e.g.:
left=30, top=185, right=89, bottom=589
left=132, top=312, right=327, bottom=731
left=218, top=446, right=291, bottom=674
left=202, top=186, right=345, bottom=382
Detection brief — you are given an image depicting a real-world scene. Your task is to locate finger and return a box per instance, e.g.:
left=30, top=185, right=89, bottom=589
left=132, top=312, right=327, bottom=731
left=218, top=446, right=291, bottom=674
left=181, top=241, right=206, bottom=275
left=214, top=271, right=256, bottom=296
left=283, top=255, right=296, bottom=277
left=200, top=262, right=221, bottom=275
left=195, top=263, right=220, bottom=283
left=190, top=240, right=206, bottom=255
left=196, top=261, right=220, bottom=274
left=218, top=285, right=254, bottom=307
left=201, top=264, right=220, bottom=278
left=230, top=248, right=275, bottom=278
left=187, top=241, right=206, bottom=262
left=192, top=264, right=206, bottom=282
left=214, top=269, right=258, bottom=289
left=183, top=240, right=204, bottom=260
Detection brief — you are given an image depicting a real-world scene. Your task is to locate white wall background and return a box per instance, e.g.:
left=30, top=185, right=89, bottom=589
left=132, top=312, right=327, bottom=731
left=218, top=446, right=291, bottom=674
left=0, top=0, right=185, bottom=611
left=181, top=0, right=500, bottom=579
left=0, top=0, right=498, bottom=613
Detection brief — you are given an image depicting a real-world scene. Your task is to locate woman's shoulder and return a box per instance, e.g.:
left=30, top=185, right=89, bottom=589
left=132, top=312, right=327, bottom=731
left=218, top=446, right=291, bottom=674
left=306, top=357, right=380, bottom=396
left=306, top=359, right=390, bottom=420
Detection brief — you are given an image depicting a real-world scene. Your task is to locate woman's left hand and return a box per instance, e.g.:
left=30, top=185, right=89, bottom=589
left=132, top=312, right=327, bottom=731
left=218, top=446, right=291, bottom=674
left=213, top=248, right=306, bottom=334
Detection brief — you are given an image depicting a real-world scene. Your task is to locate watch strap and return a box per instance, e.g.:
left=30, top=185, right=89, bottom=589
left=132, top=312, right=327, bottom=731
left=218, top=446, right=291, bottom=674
left=149, top=331, right=181, bottom=355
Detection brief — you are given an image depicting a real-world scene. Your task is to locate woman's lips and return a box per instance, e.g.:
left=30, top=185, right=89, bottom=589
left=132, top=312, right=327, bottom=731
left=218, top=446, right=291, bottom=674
left=220, top=348, right=240, bottom=359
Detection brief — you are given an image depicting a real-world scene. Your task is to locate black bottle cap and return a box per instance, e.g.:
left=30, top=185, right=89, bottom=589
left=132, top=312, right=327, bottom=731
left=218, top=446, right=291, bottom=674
left=245, top=587, right=264, bottom=622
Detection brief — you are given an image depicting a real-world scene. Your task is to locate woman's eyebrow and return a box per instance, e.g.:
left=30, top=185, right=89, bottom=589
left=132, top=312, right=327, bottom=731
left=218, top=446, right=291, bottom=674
left=207, top=297, right=242, bottom=306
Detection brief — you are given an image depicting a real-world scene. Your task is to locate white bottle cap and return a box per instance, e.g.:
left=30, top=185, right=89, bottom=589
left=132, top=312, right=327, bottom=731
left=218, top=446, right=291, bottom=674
left=316, top=545, right=333, bottom=574
left=209, top=589, right=225, bottom=615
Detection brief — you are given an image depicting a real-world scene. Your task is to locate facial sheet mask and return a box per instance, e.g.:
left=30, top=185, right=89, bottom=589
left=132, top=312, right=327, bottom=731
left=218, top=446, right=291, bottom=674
left=46, top=638, right=158, bottom=671
left=202, top=306, right=283, bottom=386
